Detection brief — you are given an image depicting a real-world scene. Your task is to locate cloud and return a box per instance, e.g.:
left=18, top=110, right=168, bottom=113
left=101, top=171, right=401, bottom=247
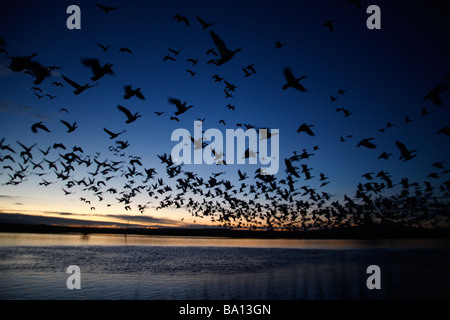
left=105, top=214, right=187, bottom=227
left=0, top=99, right=53, bottom=120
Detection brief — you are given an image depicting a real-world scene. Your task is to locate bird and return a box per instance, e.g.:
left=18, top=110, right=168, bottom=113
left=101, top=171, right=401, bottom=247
left=207, top=31, right=242, bottom=66
left=59, top=108, right=69, bottom=113
left=119, top=47, right=132, bottom=54
left=123, top=85, right=145, bottom=100
left=337, top=89, right=347, bottom=95
left=323, top=20, right=336, bottom=31
left=104, top=127, right=125, bottom=139
left=117, top=105, right=141, bottom=124
left=186, top=70, right=196, bottom=77
left=348, top=0, right=362, bottom=8
left=297, top=123, right=315, bottom=136
left=421, top=107, right=430, bottom=116
left=242, top=67, right=252, bottom=77
left=238, top=169, right=248, bottom=181
left=187, top=58, right=198, bottom=66
left=378, top=152, right=392, bottom=160
left=31, top=121, right=50, bottom=133
left=226, top=104, right=235, bottom=111
left=81, top=58, right=114, bottom=81
left=395, top=140, right=417, bottom=161
left=173, top=14, right=189, bottom=26
left=52, top=81, right=63, bottom=87
left=437, top=126, right=450, bottom=136
left=168, top=98, right=194, bottom=116
left=423, top=82, right=449, bottom=106
left=224, top=89, right=233, bottom=98
left=206, top=48, right=218, bottom=56
left=163, top=54, right=176, bottom=61
left=96, top=43, right=110, bottom=52
left=60, top=120, right=77, bottom=133
left=95, top=3, right=119, bottom=13
left=212, top=75, right=224, bottom=82
left=336, top=107, right=352, bottom=117
left=274, top=41, right=286, bottom=49
left=283, top=67, right=307, bottom=92
left=62, top=75, right=93, bottom=94
left=357, top=138, right=376, bottom=149
left=196, top=16, right=213, bottom=29
left=154, top=111, right=164, bottom=116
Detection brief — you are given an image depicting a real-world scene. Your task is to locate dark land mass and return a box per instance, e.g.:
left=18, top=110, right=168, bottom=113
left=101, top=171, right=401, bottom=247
left=0, top=222, right=449, bottom=240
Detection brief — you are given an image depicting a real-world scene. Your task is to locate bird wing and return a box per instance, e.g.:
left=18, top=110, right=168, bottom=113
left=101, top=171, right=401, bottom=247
left=103, top=127, right=115, bottom=136
left=117, top=105, right=133, bottom=119
left=62, top=75, right=81, bottom=89
left=168, top=97, right=182, bottom=110
left=81, top=58, right=101, bottom=73
left=60, top=120, right=72, bottom=129
left=209, top=31, right=230, bottom=57
left=283, top=67, right=296, bottom=83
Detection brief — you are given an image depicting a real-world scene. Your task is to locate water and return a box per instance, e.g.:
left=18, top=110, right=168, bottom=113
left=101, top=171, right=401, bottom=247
left=0, top=232, right=449, bottom=300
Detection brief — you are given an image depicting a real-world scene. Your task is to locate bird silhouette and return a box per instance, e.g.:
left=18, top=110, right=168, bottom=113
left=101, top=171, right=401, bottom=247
left=437, top=126, right=450, bottom=136
left=60, top=120, right=77, bottom=133
left=207, top=31, right=242, bottom=66
left=123, top=85, right=145, bottom=100
left=119, top=47, right=132, bottom=54
left=97, top=43, right=110, bottom=52
left=187, top=58, right=198, bottom=65
left=348, top=0, right=362, bottom=8
left=104, top=127, right=125, bottom=139
left=168, top=98, right=194, bottom=116
left=186, top=70, right=196, bottom=77
left=283, top=67, right=307, bottom=92
left=395, top=140, right=417, bottom=161
left=323, top=20, right=336, bottom=31
left=423, top=82, right=449, bottom=106
left=196, top=16, right=213, bottom=29
left=95, top=4, right=119, bottom=13
left=31, top=121, right=50, bottom=133
left=274, top=41, right=286, bottom=49
left=297, top=123, right=315, bottom=136
left=81, top=58, right=114, bottom=81
left=62, top=75, right=93, bottom=94
left=357, top=138, right=376, bottom=149
left=117, top=105, right=141, bottom=124
left=173, top=14, right=189, bottom=26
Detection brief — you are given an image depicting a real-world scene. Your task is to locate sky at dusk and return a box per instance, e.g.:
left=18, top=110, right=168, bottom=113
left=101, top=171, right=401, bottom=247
left=0, top=0, right=449, bottom=229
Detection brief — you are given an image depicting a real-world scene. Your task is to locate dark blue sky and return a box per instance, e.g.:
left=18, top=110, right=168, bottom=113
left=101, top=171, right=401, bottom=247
left=0, top=0, right=449, bottom=228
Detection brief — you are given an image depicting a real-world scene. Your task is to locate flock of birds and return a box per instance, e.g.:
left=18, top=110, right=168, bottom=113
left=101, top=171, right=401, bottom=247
left=0, top=2, right=449, bottom=231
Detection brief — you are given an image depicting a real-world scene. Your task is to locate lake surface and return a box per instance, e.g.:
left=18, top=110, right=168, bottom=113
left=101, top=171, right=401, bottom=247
left=0, top=232, right=449, bottom=300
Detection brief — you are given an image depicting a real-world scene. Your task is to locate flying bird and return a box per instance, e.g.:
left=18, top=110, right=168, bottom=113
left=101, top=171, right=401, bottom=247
left=357, top=138, right=376, bottom=149
left=117, top=105, right=141, bottom=123
left=104, top=127, right=125, bottom=139
left=275, top=41, right=286, bottom=49
left=168, top=98, right=194, bottom=116
left=119, top=47, right=132, bottom=54
left=62, top=75, right=93, bottom=94
left=323, top=20, right=336, bottom=31
left=31, top=121, right=50, bottom=133
left=173, top=14, right=189, bottom=26
left=123, top=85, right=145, bottom=100
left=60, top=120, right=77, bottom=133
left=283, top=67, right=307, bottom=92
left=81, top=58, right=114, bottom=81
left=297, top=123, right=315, bottom=136
left=97, top=43, right=110, bottom=52
left=207, top=31, right=242, bottom=66
left=437, top=126, right=450, bottom=136
left=196, top=16, right=213, bottom=29
left=395, top=140, right=417, bottom=161
left=95, top=3, right=119, bottom=13
left=423, top=82, right=449, bottom=106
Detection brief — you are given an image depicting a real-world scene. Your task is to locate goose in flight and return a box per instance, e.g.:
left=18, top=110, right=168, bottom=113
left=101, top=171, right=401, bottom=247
left=186, top=70, right=196, bottom=77
left=97, top=43, right=110, bottom=52
left=274, top=41, right=286, bottom=49
left=357, top=138, right=376, bottom=149
left=297, top=123, right=315, bottom=136
left=95, top=3, right=119, bottom=13
left=395, top=140, right=417, bottom=161
left=323, top=20, right=336, bottom=31
left=62, top=75, right=93, bottom=94
left=60, top=120, right=77, bottom=133
left=173, top=14, right=189, bottom=26
left=437, top=126, right=450, bottom=136
left=81, top=58, right=114, bottom=81
left=123, top=85, right=145, bottom=100
left=117, top=105, right=141, bottom=124
left=187, top=58, right=198, bottom=65
left=119, top=47, right=132, bottom=54
left=168, top=98, right=194, bottom=116
left=31, top=121, right=50, bottom=133
left=104, top=127, right=125, bottom=139
left=207, top=31, right=242, bottom=66
left=423, top=82, right=449, bottom=106
left=238, top=169, right=248, bottom=181
left=283, top=67, right=307, bottom=92
left=224, top=89, right=233, bottom=98
left=196, top=16, right=213, bottom=29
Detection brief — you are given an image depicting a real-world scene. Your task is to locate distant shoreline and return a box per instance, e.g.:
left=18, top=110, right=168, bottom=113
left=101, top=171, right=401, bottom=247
left=1, top=222, right=449, bottom=240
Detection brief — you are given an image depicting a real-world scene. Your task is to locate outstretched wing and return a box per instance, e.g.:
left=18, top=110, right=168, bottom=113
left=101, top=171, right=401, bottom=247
left=117, top=105, right=133, bottom=119
left=209, top=31, right=230, bottom=57
left=62, top=75, right=81, bottom=89
left=81, top=58, right=101, bottom=73
left=283, top=67, right=296, bottom=83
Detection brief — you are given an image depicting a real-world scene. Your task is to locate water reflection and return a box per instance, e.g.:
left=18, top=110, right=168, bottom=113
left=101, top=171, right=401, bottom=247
left=0, top=232, right=448, bottom=249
